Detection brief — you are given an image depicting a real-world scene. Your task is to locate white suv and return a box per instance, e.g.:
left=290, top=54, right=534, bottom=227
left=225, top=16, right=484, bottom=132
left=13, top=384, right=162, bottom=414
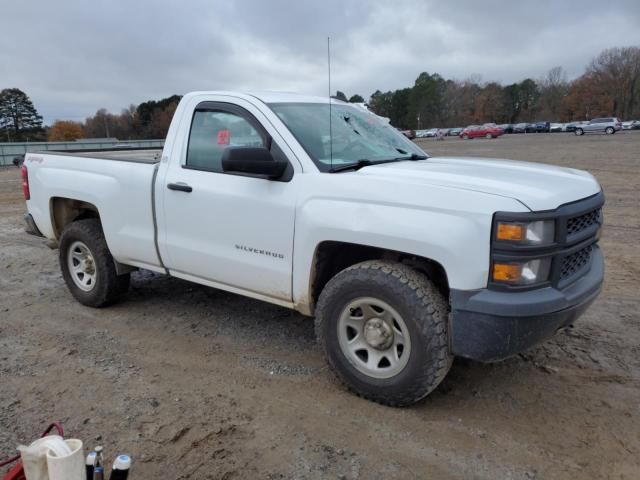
left=574, top=117, right=622, bottom=135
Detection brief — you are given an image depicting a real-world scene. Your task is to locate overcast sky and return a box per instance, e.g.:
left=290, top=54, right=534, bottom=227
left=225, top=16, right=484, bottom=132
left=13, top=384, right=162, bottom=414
left=2, top=0, right=639, bottom=124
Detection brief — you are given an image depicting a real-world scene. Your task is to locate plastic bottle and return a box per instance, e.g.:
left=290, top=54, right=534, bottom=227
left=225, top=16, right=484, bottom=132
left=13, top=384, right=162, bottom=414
left=93, top=465, right=104, bottom=480
left=85, top=451, right=97, bottom=480
left=109, top=454, right=131, bottom=480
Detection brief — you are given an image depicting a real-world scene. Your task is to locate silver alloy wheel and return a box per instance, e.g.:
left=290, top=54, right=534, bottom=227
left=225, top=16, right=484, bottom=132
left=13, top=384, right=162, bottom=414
left=605, top=127, right=614, bottom=134
left=67, top=240, right=97, bottom=292
left=485, top=133, right=492, bottom=139
left=337, top=297, right=411, bottom=379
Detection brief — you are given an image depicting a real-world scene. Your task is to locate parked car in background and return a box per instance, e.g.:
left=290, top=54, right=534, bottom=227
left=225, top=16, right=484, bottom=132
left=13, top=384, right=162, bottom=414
left=460, top=125, right=504, bottom=139
left=550, top=123, right=563, bottom=132
left=498, top=124, right=514, bottom=133
left=622, top=120, right=640, bottom=130
left=401, top=129, right=416, bottom=140
left=574, top=117, right=622, bottom=136
left=415, top=129, right=439, bottom=138
left=526, top=123, right=538, bottom=133
left=535, top=121, right=551, bottom=133
left=447, top=127, right=463, bottom=136
left=513, top=123, right=528, bottom=133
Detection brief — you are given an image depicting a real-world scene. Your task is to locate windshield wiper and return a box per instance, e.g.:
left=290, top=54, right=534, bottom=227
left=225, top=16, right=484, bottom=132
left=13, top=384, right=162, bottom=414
left=329, top=158, right=404, bottom=173
left=329, top=154, right=427, bottom=173
left=394, top=153, right=428, bottom=161
left=329, top=159, right=374, bottom=173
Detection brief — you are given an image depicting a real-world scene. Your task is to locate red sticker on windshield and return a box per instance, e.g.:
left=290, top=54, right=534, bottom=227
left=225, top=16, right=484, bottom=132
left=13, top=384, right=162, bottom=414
left=217, top=129, right=230, bottom=145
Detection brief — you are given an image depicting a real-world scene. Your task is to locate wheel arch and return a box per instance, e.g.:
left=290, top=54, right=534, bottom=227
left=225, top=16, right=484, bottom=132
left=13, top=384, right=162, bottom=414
left=306, top=240, right=449, bottom=316
left=50, top=197, right=101, bottom=240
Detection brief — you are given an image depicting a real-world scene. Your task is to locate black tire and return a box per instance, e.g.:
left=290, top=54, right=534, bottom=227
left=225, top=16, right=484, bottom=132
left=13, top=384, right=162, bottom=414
left=59, top=218, right=130, bottom=307
left=575, top=128, right=584, bottom=136
left=315, top=260, right=452, bottom=407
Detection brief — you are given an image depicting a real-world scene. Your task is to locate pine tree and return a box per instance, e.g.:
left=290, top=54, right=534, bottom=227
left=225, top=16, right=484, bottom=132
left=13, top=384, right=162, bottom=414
left=0, top=88, right=44, bottom=141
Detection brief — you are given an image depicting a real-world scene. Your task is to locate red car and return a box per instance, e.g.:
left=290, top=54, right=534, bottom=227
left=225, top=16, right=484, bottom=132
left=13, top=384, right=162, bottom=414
left=460, top=124, right=504, bottom=139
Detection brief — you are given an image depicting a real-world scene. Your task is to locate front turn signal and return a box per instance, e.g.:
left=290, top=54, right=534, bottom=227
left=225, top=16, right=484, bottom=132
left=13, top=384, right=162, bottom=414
left=492, top=263, right=522, bottom=282
left=496, top=223, right=525, bottom=241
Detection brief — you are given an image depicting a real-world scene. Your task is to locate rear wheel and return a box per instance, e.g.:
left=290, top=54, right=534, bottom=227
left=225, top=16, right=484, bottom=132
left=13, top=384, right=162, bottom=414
left=605, top=127, right=614, bottom=134
left=315, top=260, right=452, bottom=406
left=575, top=128, right=584, bottom=136
left=59, top=218, right=130, bottom=307
left=485, top=133, right=492, bottom=139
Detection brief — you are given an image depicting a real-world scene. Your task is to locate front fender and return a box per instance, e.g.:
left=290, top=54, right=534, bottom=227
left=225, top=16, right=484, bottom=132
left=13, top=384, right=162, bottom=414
left=292, top=191, right=527, bottom=313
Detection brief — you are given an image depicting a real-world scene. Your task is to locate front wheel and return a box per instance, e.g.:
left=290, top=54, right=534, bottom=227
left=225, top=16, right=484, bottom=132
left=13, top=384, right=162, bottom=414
left=485, top=133, right=492, bottom=139
left=605, top=127, right=614, bottom=134
left=59, top=218, right=130, bottom=307
left=462, top=134, right=469, bottom=140
left=575, top=128, right=584, bottom=136
left=315, top=260, right=452, bottom=406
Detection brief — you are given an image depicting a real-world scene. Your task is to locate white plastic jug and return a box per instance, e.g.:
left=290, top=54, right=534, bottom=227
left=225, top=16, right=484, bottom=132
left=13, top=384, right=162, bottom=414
left=18, top=435, right=67, bottom=480
left=17, top=436, right=84, bottom=480
left=46, top=438, right=84, bottom=480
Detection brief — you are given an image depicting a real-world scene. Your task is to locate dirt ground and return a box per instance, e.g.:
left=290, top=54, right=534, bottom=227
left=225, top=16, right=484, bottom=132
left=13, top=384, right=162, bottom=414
left=1, top=131, right=639, bottom=479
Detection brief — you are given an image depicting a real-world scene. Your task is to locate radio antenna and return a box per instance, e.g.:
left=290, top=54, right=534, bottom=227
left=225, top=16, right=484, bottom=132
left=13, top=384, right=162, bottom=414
left=327, top=36, right=333, bottom=168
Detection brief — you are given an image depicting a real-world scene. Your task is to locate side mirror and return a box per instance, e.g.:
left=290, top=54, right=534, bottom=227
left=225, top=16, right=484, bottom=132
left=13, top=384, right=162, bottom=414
left=221, top=146, right=287, bottom=179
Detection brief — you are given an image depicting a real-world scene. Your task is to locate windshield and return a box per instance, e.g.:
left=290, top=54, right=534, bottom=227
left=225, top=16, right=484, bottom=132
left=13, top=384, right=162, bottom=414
left=268, top=102, right=427, bottom=172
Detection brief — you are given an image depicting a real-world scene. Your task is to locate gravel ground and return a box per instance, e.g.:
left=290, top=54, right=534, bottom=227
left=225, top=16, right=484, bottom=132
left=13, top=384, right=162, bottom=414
left=1, top=131, right=639, bottom=479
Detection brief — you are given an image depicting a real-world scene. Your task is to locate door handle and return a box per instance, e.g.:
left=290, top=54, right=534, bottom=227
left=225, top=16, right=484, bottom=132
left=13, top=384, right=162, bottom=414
left=167, top=182, right=193, bottom=193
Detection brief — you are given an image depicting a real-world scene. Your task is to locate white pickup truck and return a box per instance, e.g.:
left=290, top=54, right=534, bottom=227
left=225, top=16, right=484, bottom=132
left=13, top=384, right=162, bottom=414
left=22, top=91, right=604, bottom=406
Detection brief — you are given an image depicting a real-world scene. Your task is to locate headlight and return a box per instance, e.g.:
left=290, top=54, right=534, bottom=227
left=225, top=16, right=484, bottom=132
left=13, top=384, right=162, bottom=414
left=496, top=220, right=555, bottom=245
left=492, top=258, right=551, bottom=285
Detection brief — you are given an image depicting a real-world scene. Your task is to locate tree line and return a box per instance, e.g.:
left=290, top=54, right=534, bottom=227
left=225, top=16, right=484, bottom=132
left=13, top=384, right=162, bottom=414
left=1, top=45, right=638, bottom=142
left=0, top=90, right=182, bottom=142
left=47, top=95, right=182, bottom=142
left=361, top=46, right=640, bottom=129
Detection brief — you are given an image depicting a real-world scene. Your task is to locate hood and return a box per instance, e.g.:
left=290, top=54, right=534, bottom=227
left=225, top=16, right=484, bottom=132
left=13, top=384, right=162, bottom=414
left=360, top=157, right=601, bottom=211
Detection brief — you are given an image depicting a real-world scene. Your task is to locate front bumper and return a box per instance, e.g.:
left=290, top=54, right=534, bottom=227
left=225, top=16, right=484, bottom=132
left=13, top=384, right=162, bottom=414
left=450, top=246, right=603, bottom=362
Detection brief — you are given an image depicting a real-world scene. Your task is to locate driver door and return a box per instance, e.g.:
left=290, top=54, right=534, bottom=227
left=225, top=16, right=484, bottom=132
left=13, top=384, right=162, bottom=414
left=159, top=101, right=298, bottom=302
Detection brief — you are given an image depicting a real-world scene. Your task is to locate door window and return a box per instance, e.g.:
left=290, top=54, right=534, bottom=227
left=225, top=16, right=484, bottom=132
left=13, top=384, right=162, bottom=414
left=186, top=110, right=266, bottom=172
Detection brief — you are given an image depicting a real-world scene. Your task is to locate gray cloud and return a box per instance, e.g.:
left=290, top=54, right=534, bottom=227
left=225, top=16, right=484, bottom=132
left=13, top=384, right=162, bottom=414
left=2, top=0, right=639, bottom=124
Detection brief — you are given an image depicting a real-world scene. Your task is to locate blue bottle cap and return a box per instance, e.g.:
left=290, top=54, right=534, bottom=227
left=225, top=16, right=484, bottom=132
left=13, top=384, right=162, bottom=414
left=112, top=454, right=131, bottom=470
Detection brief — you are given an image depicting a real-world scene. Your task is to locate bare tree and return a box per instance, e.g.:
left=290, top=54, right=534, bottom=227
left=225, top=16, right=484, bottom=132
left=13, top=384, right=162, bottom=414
left=588, top=47, right=640, bottom=119
left=539, top=66, right=569, bottom=119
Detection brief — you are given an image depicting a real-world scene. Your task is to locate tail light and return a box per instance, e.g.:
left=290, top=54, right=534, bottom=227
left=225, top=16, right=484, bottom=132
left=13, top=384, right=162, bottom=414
left=21, top=165, right=30, bottom=200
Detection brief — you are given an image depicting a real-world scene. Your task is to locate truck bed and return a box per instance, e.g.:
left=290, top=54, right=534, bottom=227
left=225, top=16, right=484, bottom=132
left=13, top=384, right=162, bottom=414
left=24, top=148, right=163, bottom=271
left=47, top=147, right=162, bottom=164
